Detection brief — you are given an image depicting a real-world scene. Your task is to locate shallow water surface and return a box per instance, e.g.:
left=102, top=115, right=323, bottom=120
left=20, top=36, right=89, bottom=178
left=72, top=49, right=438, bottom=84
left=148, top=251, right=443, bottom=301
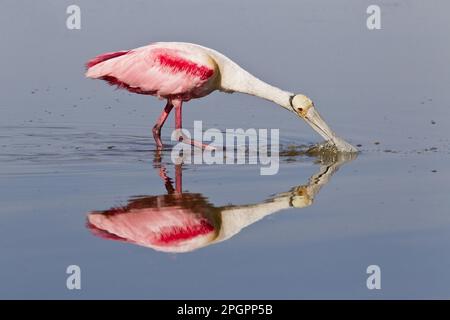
left=1, top=0, right=450, bottom=299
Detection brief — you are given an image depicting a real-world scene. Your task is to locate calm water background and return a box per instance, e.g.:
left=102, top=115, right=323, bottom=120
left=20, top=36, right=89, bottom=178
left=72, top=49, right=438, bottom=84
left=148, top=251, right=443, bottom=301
left=1, top=0, right=449, bottom=298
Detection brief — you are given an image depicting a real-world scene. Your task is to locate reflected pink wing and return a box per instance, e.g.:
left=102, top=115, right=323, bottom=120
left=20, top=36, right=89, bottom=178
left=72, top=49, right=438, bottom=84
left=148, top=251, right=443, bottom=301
left=87, top=207, right=215, bottom=252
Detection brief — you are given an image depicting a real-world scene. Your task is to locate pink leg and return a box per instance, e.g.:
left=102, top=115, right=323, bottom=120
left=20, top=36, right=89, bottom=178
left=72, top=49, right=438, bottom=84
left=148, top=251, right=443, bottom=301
left=152, top=149, right=180, bottom=194
left=174, top=99, right=182, bottom=131
left=152, top=100, right=174, bottom=149
left=159, top=163, right=182, bottom=194
left=175, top=164, right=182, bottom=194
left=159, top=165, right=175, bottom=194
left=172, top=99, right=216, bottom=150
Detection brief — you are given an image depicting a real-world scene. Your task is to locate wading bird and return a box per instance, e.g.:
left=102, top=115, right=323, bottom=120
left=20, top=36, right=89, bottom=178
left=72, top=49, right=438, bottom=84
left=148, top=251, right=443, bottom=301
left=87, top=152, right=356, bottom=253
left=86, top=42, right=357, bottom=152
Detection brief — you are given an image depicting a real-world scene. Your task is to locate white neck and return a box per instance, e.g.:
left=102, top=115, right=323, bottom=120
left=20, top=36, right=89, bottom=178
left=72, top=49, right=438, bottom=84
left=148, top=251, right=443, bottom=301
left=205, top=48, right=294, bottom=110
left=216, top=197, right=291, bottom=242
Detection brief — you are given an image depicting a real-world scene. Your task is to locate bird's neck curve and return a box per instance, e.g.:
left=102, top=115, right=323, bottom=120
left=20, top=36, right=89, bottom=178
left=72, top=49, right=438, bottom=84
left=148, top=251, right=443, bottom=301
left=206, top=48, right=293, bottom=110
left=215, top=197, right=292, bottom=243
left=230, top=70, right=293, bottom=111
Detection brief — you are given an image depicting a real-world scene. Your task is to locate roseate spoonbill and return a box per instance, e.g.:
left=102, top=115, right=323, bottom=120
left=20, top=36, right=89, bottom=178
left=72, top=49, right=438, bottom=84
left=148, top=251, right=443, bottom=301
left=87, top=152, right=356, bottom=253
left=85, top=42, right=357, bottom=152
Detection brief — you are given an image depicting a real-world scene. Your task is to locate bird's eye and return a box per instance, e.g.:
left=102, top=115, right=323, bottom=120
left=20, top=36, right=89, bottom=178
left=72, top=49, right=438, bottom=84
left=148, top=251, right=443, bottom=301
left=297, top=108, right=303, bottom=112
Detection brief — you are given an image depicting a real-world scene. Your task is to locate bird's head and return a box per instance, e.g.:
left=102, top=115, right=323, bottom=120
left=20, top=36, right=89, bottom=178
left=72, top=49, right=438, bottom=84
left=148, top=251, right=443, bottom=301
left=290, top=94, right=330, bottom=140
left=290, top=94, right=314, bottom=118
left=289, top=94, right=359, bottom=152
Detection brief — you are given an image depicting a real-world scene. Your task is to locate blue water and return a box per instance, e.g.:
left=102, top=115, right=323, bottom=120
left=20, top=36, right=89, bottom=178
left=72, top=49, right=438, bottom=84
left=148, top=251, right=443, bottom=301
left=0, top=0, right=449, bottom=299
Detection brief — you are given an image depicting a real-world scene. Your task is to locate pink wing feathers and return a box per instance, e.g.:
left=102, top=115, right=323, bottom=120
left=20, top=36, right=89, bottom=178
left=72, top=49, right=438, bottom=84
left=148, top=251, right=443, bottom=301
left=87, top=206, right=216, bottom=253
left=85, top=44, right=216, bottom=100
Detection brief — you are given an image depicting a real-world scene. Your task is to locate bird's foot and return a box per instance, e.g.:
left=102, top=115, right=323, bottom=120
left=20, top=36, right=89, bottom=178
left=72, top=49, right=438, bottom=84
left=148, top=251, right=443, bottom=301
left=183, top=137, right=216, bottom=151
left=152, top=126, right=164, bottom=149
left=177, top=133, right=216, bottom=151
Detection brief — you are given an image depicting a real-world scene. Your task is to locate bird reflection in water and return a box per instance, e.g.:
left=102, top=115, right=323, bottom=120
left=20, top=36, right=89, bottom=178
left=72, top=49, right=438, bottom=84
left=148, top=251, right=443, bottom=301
left=87, top=151, right=356, bottom=253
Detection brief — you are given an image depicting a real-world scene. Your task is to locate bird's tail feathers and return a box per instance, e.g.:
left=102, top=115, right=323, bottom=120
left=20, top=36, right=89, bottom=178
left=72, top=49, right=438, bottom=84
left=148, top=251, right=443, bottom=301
left=85, top=50, right=130, bottom=77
